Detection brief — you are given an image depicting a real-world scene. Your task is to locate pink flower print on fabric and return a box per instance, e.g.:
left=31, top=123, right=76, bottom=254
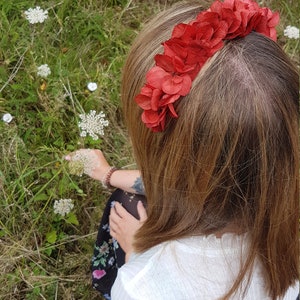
left=93, top=269, right=106, bottom=279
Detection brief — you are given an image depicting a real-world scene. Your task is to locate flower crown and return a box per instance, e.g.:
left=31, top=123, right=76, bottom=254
left=135, top=0, right=279, bottom=132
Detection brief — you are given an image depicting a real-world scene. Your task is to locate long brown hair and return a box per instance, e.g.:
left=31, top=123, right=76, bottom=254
left=121, top=2, right=299, bottom=299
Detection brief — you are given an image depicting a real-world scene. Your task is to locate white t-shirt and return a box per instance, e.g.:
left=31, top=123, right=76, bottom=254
left=111, top=233, right=299, bottom=299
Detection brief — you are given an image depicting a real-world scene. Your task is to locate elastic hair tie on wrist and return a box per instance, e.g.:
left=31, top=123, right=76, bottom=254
left=102, top=167, right=118, bottom=189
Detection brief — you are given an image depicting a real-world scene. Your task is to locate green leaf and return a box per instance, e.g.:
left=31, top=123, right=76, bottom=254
left=66, top=144, right=76, bottom=151
left=66, top=212, right=79, bottom=226
left=32, top=193, right=48, bottom=201
left=0, top=230, right=7, bottom=238
left=43, top=247, right=53, bottom=257
left=46, top=230, right=57, bottom=244
left=40, top=172, right=53, bottom=179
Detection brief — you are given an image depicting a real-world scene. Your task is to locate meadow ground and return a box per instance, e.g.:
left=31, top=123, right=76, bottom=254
left=0, top=0, right=298, bottom=299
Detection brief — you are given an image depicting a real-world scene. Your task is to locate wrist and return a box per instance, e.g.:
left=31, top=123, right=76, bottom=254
left=101, top=166, right=118, bottom=189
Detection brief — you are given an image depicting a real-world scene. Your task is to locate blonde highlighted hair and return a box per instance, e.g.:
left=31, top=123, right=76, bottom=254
left=121, top=1, right=299, bottom=299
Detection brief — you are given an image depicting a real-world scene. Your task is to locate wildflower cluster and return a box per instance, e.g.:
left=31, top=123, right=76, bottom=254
left=53, top=199, right=74, bottom=217
left=283, top=25, right=300, bottom=39
left=37, top=64, right=51, bottom=78
left=67, top=149, right=99, bottom=177
left=78, top=110, right=109, bottom=140
left=24, top=6, right=48, bottom=24
left=87, top=82, right=98, bottom=92
left=2, top=113, right=13, bottom=123
left=20, top=5, right=110, bottom=220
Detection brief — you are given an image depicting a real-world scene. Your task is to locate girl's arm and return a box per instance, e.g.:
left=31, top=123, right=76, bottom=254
left=64, top=149, right=144, bottom=194
left=110, top=170, right=144, bottom=195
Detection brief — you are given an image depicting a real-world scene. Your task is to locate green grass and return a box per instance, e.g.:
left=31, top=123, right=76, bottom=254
left=0, top=0, right=299, bottom=299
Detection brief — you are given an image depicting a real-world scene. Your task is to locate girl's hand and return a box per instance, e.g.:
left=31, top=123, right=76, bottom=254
left=64, top=149, right=111, bottom=181
left=109, top=201, right=147, bottom=261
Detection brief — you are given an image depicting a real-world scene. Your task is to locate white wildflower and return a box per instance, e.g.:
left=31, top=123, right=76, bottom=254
left=87, top=82, right=98, bottom=92
left=283, top=25, right=299, bottom=39
left=78, top=110, right=109, bottom=140
left=37, top=64, right=51, bottom=78
left=71, top=149, right=99, bottom=176
left=53, top=198, right=74, bottom=217
left=2, top=113, right=13, bottom=123
left=24, top=6, right=48, bottom=24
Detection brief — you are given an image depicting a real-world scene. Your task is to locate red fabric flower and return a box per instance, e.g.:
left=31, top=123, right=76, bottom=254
left=142, top=104, right=178, bottom=132
left=135, top=0, right=279, bottom=132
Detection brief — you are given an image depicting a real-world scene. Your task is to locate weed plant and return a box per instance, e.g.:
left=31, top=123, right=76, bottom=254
left=0, top=0, right=298, bottom=299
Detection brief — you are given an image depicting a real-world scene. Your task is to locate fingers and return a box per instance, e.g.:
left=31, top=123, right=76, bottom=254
left=109, top=201, right=143, bottom=254
left=109, top=227, right=118, bottom=241
left=64, top=154, right=72, bottom=161
left=110, top=201, right=146, bottom=223
left=64, top=148, right=102, bottom=161
left=64, top=149, right=111, bottom=180
left=137, top=201, right=147, bottom=222
left=109, top=207, right=120, bottom=239
left=109, top=203, right=128, bottom=235
left=113, top=202, right=132, bottom=219
left=64, top=149, right=90, bottom=161
left=109, top=203, right=122, bottom=226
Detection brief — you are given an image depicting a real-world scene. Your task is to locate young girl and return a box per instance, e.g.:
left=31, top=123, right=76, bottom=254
left=109, top=0, right=299, bottom=299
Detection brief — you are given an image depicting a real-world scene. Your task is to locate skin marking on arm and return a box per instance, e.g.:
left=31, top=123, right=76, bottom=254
left=131, top=176, right=145, bottom=195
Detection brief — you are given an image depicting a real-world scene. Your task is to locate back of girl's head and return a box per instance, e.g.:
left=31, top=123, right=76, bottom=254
left=121, top=1, right=299, bottom=298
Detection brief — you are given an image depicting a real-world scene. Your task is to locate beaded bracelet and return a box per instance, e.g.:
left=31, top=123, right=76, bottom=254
left=101, top=166, right=118, bottom=189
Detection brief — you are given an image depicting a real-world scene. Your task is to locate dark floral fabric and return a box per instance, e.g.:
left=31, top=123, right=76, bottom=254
left=91, top=189, right=146, bottom=299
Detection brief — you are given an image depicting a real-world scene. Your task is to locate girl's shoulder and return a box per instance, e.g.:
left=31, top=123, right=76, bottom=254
left=127, top=233, right=249, bottom=267
left=112, top=234, right=299, bottom=300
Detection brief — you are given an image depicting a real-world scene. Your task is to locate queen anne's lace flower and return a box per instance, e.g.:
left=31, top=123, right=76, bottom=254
left=87, top=82, right=98, bottom=92
left=2, top=113, right=13, bottom=123
left=24, top=6, right=48, bottom=24
left=78, top=110, right=109, bottom=140
left=68, top=149, right=99, bottom=176
left=53, top=199, right=74, bottom=217
left=37, top=64, right=51, bottom=78
left=283, top=25, right=299, bottom=39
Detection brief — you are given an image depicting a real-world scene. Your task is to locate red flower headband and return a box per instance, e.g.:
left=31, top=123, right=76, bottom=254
left=135, top=0, right=279, bottom=132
